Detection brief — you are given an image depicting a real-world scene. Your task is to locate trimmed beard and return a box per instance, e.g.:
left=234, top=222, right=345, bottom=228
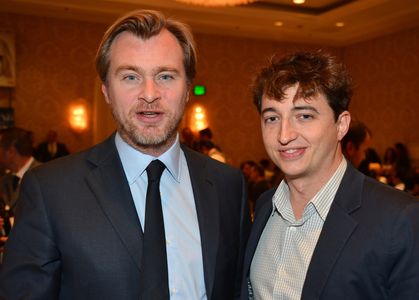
left=111, top=103, right=184, bottom=152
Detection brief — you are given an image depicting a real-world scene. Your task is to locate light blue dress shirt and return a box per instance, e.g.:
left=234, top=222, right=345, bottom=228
left=115, top=133, right=207, bottom=300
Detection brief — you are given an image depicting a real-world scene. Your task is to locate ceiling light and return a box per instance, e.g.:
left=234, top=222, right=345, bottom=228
left=335, top=22, right=345, bottom=27
left=274, top=21, right=284, bottom=27
left=176, top=0, right=255, bottom=6
left=293, top=0, right=305, bottom=4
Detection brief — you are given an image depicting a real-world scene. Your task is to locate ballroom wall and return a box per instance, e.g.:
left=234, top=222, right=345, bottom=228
left=343, top=27, right=419, bottom=165
left=0, top=13, right=104, bottom=153
left=0, top=12, right=417, bottom=167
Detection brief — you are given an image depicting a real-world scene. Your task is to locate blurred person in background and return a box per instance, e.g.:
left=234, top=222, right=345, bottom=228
left=248, top=163, right=271, bottom=219
left=199, top=140, right=227, bottom=163
left=358, top=147, right=382, bottom=178
left=0, top=127, right=41, bottom=214
left=180, top=126, right=199, bottom=150
left=34, top=129, right=69, bottom=162
left=341, top=120, right=371, bottom=169
left=0, top=127, right=41, bottom=239
left=393, top=142, right=413, bottom=187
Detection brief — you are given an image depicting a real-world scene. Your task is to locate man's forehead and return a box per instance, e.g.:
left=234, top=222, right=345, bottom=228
left=262, top=93, right=322, bottom=105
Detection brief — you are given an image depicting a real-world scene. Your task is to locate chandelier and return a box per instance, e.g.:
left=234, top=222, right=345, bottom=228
left=176, top=0, right=255, bottom=7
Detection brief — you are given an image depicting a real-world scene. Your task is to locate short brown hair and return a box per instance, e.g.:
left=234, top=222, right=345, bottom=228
left=0, top=127, right=33, bottom=156
left=342, top=120, right=371, bottom=150
left=96, top=9, right=197, bottom=85
left=252, top=51, right=352, bottom=120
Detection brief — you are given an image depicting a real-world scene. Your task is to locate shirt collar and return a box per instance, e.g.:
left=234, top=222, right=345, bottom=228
left=16, top=156, right=35, bottom=178
left=310, top=158, right=347, bottom=220
left=115, top=132, right=182, bottom=184
left=272, top=158, right=347, bottom=222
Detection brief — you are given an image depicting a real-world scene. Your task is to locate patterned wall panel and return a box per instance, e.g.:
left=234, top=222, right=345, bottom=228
left=343, top=27, right=419, bottom=163
left=0, top=13, right=105, bottom=154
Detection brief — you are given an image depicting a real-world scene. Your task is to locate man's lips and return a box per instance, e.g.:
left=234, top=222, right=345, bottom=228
left=135, top=110, right=163, bottom=123
left=278, top=148, right=305, bottom=159
left=139, top=111, right=161, bottom=116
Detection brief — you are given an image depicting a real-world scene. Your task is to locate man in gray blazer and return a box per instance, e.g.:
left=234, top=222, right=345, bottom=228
left=0, top=10, right=250, bottom=299
left=240, top=51, right=419, bottom=299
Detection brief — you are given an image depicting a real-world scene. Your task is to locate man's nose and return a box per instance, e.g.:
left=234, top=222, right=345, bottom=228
left=138, top=79, right=161, bottom=103
left=278, top=119, right=297, bottom=145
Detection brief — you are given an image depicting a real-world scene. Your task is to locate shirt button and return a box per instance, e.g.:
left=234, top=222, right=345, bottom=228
left=166, top=239, right=171, bottom=245
left=170, top=287, right=177, bottom=295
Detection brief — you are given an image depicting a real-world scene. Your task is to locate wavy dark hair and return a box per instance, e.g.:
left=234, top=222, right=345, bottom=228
left=0, top=127, right=33, bottom=156
left=252, top=51, right=353, bottom=120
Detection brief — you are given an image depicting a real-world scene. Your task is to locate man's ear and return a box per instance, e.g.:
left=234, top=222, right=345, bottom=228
left=101, top=83, right=110, bottom=104
left=337, top=111, right=351, bottom=141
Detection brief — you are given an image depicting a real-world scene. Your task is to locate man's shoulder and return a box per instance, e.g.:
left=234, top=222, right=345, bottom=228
left=29, top=137, right=114, bottom=178
left=363, top=175, right=417, bottom=207
left=338, top=167, right=418, bottom=219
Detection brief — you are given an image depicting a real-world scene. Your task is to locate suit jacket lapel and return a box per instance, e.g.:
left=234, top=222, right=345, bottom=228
left=183, top=147, right=219, bottom=300
left=242, top=190, right=274, bottom=295
left=302, top=164, right=363, bottom=299
left=85, top=134, right=144, bottom=271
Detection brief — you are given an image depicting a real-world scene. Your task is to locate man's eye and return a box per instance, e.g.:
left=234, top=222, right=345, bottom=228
left=265, top=116, right=278, bottom=123
left=299, top=114, right=313, bottom=120
left=159, top=74, right=174, bottom=81
left=123, top=74, right=137, bottom=81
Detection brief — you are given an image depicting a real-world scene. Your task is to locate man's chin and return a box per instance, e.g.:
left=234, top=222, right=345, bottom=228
left=131, top=132, right=169, bottom=147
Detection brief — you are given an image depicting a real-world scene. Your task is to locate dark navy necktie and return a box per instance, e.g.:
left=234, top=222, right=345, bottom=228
left=140, top=160, right=169, bottom=299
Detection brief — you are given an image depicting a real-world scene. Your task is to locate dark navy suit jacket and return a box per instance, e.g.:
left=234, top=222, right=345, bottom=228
left=240, top=163, right=419, bottom=299
left=0, top=134, right=250, bottom=300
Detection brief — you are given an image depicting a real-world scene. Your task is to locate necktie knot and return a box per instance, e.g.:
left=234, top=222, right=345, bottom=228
left=146, top=160, right=166, bottom=182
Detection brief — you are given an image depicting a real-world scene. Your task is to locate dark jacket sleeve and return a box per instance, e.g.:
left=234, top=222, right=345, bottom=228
left=0, top=171, right=61, bottom=300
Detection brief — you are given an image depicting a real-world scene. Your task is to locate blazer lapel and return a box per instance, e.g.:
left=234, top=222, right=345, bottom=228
left=302, top=164, right=363, bottom=299
left=183, top=147, right=220, bottom=300
left=85, top=134, right=144, bottom=271
left=242, top=190, right=274, bottom=296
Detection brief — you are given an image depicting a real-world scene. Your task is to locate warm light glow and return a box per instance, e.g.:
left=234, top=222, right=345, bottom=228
left=69, top=101, right=88, bottom=133
left=189, top=104, right=208, bottom=132
left=176, top=0, right=254, bottom=7
left=274, top=21, right=284, bottom=27
left=293, top=0, right=305, bottom=4
left=335, top=22, right=345, bottom=27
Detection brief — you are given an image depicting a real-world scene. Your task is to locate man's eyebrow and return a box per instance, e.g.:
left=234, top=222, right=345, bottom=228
left=261, top=107, right=277, bottom=115
left=114, top=65, right=140, bottom=74
left=292, top=105, right=320, bottom=114
left=154, top=66, right=181, bottom=75
left=113, top=65, right=181, bottom=75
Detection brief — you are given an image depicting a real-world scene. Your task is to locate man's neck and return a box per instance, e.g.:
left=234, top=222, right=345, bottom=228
left=286, top=155, right=344, bottom=219
left=13, top=156, right=33, bottom=177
